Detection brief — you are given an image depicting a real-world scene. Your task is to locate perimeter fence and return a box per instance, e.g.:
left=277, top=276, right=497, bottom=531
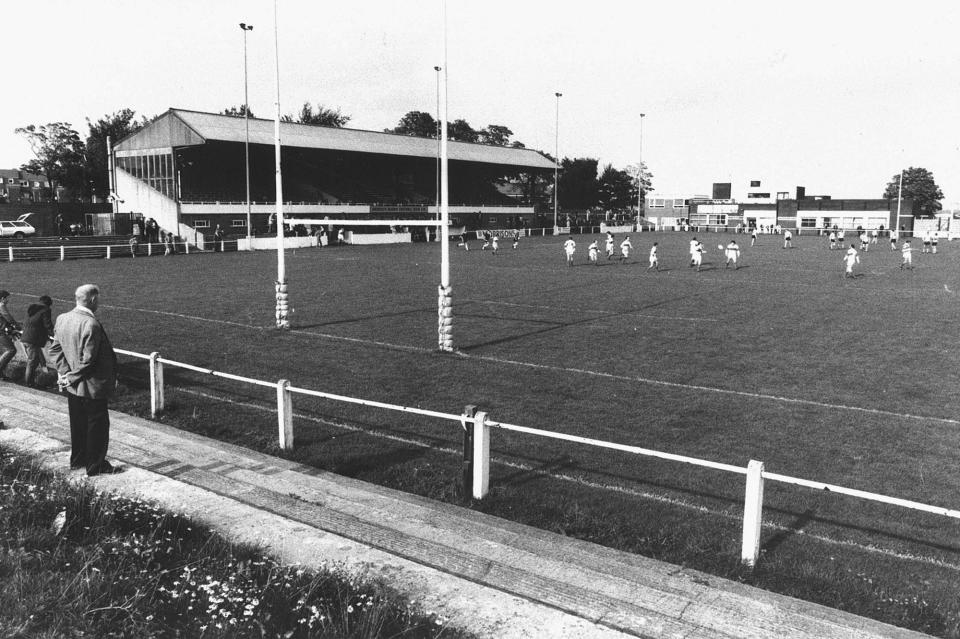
left=1, top=238, right=244, bottom=261
left=111, top=347, right=960, bottom=567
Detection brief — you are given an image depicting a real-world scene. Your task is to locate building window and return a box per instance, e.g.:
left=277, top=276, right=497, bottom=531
left=747, top=193, right=770, bottom=198
left=194, top=220, right=210, bottom=228
left=750, top=180, right=761, bottom=187
left=231, top=219, right=245, bottom=227
left=801, top=218, right=817, bottom=228
left=650, top=198, right=666, bottom=208
left=673, top=199, right=685, bottom=208
left=20, top=181, right=28, bottom=187
left=6, top=179, right=14, bottom=184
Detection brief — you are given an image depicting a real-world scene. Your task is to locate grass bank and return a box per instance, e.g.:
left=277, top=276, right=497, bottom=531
left=0, top=444, right=469, bottom=639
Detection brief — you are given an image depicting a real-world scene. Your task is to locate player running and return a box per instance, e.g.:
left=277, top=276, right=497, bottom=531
left=900, top=239, right=913, bottom=269
left=563, top=237, right=576, bottom=266
left=783, top=229, right=793, bottom=249
left=725, top=240, right=741, bottom=269
left=481, top=231, right=492, bottom=250
left=648, top=243, right=660, bottom=271
left=843, top=245, right=860, bottom=278
left=491, top=234, right=499, bottom=254
left=588, top=239, right=600, bottom=265
left=692, top=240, right=705, bottom=272
left=619, top=236, right=633, bottom=263
left=512, top=229, right=521, bottom=249
left=605, top=233, right=616, bottom=260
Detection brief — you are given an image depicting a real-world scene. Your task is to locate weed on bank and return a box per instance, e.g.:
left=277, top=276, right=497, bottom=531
left=0, top=445, right=469, bottom=639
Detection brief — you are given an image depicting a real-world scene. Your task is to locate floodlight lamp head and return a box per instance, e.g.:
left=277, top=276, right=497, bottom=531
left=240, top=23, right=253, bottom=31
left=434, top=66, right=441, bottom=71
left=555, top=92, right=562, bottom=97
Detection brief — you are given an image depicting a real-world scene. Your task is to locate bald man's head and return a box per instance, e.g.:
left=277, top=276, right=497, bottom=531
left=75, top=284, right=100, bottom=312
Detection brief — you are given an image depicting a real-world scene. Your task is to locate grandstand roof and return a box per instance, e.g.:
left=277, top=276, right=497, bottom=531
left=115, top=109, right=556, bottom=171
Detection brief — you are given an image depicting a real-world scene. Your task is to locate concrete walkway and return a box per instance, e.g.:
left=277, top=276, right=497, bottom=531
left=0, top=386, right=929, bottom=638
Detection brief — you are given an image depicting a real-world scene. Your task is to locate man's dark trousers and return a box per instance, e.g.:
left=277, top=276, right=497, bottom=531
left=68, top=394, right=111, bottom=474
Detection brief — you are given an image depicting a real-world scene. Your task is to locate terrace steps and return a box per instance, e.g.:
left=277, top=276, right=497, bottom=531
left=0, top=386, right=928, bottom=639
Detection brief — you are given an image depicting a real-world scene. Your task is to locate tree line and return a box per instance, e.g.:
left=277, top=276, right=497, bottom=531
left=12, top=104, right=943, bottom=217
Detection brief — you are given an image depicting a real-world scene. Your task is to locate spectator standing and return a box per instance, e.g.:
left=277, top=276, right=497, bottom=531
left=128, top=234, right=139, bottom=258
left=0, top=290, right=21, bottom=381
left=213, top=224, right=224, bottom=251
left=162, top=231, right=173, bottom=256
left=21, top=295, right=54, bottom=387
left=48, top=285, right=122, bottom=476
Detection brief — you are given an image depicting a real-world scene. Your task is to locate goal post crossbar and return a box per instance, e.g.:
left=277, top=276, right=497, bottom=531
left=285, top=218, right=443, bottom=227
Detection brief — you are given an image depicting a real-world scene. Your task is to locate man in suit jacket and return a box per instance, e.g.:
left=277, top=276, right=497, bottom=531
left=48, top=284, right=122, bottom=476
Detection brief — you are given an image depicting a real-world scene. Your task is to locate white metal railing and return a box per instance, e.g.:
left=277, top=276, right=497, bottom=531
left=111, top=347, right=960, bottom=567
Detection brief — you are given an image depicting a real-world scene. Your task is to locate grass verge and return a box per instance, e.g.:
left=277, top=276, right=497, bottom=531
left=0, top=444, right=470, bottom=639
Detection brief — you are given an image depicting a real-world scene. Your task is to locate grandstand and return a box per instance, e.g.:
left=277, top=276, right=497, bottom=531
left=112, top=109, right=556, bottom=242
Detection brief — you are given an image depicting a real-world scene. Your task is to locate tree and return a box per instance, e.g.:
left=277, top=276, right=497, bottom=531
left=385, top=111, right=438, bottom=138
left=883, top=167, right=943, bottom=217
left=85, top=109, right=148, bottom=201
left=623, top=162, right=655, bottom=212
left=558, top=158, right=599, bottom=211
left=15, top=122, right=86, bottom=201
left=222, top=105, right=255, bottom=118
left=478, top=124, right=514, bottom=146
left=295, top=102, right=350, bottom=127
left=448, top=119, right=479, bottom=143
left=596, top=164, right=637, bottom=211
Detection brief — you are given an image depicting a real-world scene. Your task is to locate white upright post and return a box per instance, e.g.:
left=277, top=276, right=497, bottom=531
left=741, top=459, right=765, bottom=567
left=273, top=0, right=290, bottom=329
left=895, top=171, right=903, bottom=232
left=553, top=92, right=562, bottom=233
left=105, top=246, right=111, bottom=260
left=471, top=411, right=490, bottom=499
left=148, top=352, right=165, bottom=417
left=437, top=0, right=453, bottom=352
left=277, top=379, right=294, bottom=450
left=60, top=246, right=65, bottom=261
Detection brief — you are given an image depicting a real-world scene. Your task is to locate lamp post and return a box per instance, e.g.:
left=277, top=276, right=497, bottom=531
left=240, top=22, right=253, bottom=243
left=554, top=91, right=562, bottom=232
left=434, top=65, right=441, bottom=221
left=636, top=112, right=645, bottom=225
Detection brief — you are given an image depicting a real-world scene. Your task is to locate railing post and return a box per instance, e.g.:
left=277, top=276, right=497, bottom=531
left=471, top=410, right=490, bottom=499
left=7, top=246, right=12, bottom=262
left=148, top=242, right=153, bottom=256
left=277, top=379, right=294, bottom=450
left=106, top=245, right=111, bottom=259
left=461, top=404, right=477, bottom=497
left=148, top=351, right=165, bottom=417
left=741, top=459, right=765, bottom=567
left=185, top=241, right=190, bottom=254
left=60, top=245, right=65, bottom=261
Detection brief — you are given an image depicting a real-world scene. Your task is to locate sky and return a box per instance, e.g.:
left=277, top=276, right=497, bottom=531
left=2, top=0, right=959, bottom=206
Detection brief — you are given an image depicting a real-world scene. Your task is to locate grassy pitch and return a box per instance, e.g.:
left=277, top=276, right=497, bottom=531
left=3, top=230, right=959, bottom=634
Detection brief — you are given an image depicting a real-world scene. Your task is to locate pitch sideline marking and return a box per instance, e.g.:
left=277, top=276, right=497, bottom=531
left=22, top=292, right=957, bottom=425
left=173, top=386, right=960, bottom=572
left=466, top=353, right=960, bottom=427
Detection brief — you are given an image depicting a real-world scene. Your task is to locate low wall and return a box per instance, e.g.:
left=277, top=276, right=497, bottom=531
left=239, top=236, right=318, bottom=251
left=344, top=231, right=412, bottom=245
left=599, top=223, right=635, bottom=234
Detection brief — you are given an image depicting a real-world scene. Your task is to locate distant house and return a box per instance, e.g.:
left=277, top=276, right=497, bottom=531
left=0, top=169, right=64, bottom=204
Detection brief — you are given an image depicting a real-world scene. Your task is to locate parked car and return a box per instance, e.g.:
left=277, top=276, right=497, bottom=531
left=0, top=214, right=37, bottom=239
